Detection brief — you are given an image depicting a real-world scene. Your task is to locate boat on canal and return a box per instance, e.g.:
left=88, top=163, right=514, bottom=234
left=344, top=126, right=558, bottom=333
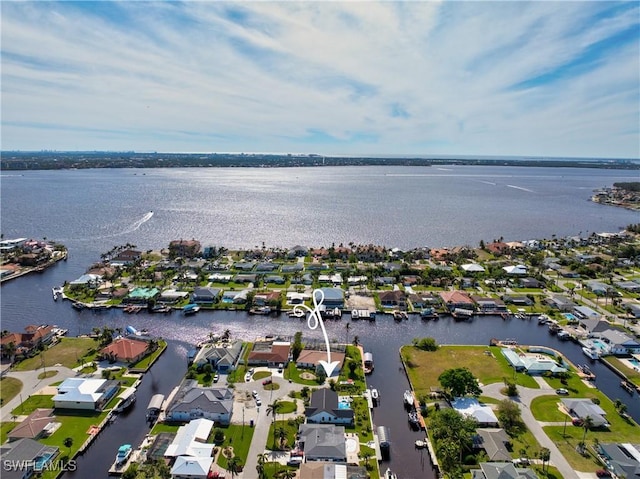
left=582, top=346, right=600, bottom=360
left=384, top=468, right=398, bottom=479
left=183, top=303, right=201, bottom=316
left=403, top=389, right=414, bottom=407
left=115, top=444, right=132, bottom=465
left=420, top=307, right=439, bottom=319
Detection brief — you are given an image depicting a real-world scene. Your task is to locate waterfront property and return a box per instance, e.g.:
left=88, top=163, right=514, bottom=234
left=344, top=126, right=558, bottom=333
left=472, top=428, right=512, bottom=462
left=596, top=443, right=640, bottom=478
left=305, top=389, right=354, bottom=426
left=298, top=424, right=347, bottom=463
left=501, top=348, right=568, bottom=375
left=7, top=409, right=58, bottom=442
left=560, top=398, right=609, bottom=428
left=164, top=418, right=215, bottom=458
left=247, top=340, right=290, bottom=368
left=190, top=339, right=243, bottom=373
left=471, top=462, right=538, bottom=479
left=99, top=337, right=150, bottom=363
left=53, top=378, right=120, bottom=411
left=451, top=397, right=499, bottom=427
left=165, top=380, right=234, bottom=424
left=0, top=324, right=55, bottom=360
left=296, top=349, right=345, bottom=377
left=0, top=438, right=60, bottom=478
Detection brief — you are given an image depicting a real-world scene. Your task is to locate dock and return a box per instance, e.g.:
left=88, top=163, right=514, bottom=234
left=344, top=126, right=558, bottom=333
left=108, top=449, right=141, bottom=475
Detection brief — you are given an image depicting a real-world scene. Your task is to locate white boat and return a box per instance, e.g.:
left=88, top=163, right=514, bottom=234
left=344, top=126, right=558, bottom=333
left=114, top=388, right=137, bottom=413
left=582, top=347, right=600, bottom=360
left=371, top=389, right=379, bottom=401
left=415, top=439, right=427, bottom=448
left=115, top=444, right=132, bottom=465
left=52, top=287, right=63, bottom=301
left=183, top=304, right=200, bottom=315
left=403, top=389, right=414, bottom=406
left=384, top=468, right=398, bottom=479
left=557, top=330, right=571, bottom=341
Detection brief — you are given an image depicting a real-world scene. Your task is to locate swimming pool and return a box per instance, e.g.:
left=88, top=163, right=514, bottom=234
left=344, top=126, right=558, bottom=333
left=563, top=313, right=577, bottom=322
left=629, top=358, right=640, bottom=368
left=591, top=339, right=609, bottom=351
left=338, top=401, right=351, bottom=410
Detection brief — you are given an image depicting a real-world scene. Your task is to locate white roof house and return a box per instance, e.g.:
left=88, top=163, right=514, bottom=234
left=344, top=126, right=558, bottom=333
left=451, top=397, right=499, bottom=426
left=165, top=418, right=215, bottom=458
left=503, top=265, right=527, bottom=276
left=170, top=456, right=213, bottom=478
left=462, top=264, right=486, bottom=273
left=69, top=273, right=102, bottom=287
left=53, top=378, right=119, bottom=410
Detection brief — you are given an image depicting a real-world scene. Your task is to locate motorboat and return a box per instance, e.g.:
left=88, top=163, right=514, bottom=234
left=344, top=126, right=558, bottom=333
left=115, top=444, right=132, bottom=465
left=371, top=389, right=379, bottom=401
left=415, top=439, right=427, bottom=448
left=384, top=468, right=398, bottom=479
left=582, top=347, right=600, bottom=360
left=183, top=303, right=201, bottom=315
left=403, top=390, right=414, bottom=406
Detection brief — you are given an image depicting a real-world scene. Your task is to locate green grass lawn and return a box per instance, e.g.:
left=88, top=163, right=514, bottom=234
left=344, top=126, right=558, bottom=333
left=11, top=395, right=54, bottom=415
left=345, top=397, right=373, bottom=442
left=215, top=423, right=255, bottom=470
left=401, top=345, right=539, bottom=398
left=13, top=337, right=97, bottom=371
left=284, top=363, right=320, bottom=386
left=150, top=422, right=181, bottom=435
left=266, top=419, right=300, bottom=451
left=254, top=371, right=272, bottom=380
left=1, top=422, right=17, bottom=444
left=603, top=356, right=640, bottom=387
left=37, top=370, right=58, bottom=380
left=530, top=396, right=566, bottom=422
left=129, top=340, right=167, bottom=371
left=276, top=400, right=297, bottom=414
left=0, top=377, right=23, bottom=404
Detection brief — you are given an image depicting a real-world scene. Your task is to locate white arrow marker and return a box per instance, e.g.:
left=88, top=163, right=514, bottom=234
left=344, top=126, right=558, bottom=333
left=293, top=289, right=340, bottom=378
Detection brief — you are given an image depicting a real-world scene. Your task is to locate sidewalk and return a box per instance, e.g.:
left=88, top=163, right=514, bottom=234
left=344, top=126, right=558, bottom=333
left=1, top=366, right=76, bottom=422
left=482, top=383, right=579, bottom=479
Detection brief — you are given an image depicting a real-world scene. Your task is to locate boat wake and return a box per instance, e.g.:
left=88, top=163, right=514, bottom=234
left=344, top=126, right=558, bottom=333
left=506, top=184, right=534, bottom=193
left=72, top=211, right=154, bottom=242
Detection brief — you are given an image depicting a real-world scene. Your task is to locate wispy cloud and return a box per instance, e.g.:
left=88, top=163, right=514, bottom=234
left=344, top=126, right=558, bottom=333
left=1, top=1, right=638, bottom=158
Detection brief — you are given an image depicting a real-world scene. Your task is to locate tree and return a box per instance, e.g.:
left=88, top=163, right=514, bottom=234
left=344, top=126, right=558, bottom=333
left=539, top=447, right=551, bottom=473
left=63, top=436, right=73, bottom=459
left=256, top=453, right=268, bottom=479
left=496, top=399, right=526, bottom=435
left=291, top=331, right=303, bottom=362
left=412, top=337, right=438, bottom=351
left=581, top=415, right=594, bottom=446
left=226, top=456, right=241, bottom=478
left=430, top=408, right=477, bottom=467
left=438, top=367, right=482, bottom=398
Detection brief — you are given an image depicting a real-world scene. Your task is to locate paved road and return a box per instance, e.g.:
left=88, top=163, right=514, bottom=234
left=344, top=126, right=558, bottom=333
left=231, top=371, right=308, bottom=478
left=482, top=380, right=580, bottom=479
left=1, top=365, right=76, bottom=421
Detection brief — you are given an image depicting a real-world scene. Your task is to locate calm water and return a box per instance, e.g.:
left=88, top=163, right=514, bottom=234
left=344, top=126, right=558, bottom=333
left=2, top=165, right=640, bottom=478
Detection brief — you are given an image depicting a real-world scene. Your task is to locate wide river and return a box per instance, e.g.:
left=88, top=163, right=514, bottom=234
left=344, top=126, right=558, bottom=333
left=2, top=165, right=639, bottom=478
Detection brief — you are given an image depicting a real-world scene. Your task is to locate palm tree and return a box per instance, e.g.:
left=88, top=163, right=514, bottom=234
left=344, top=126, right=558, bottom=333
left=266, top=399, right=280, bottom=452
left=275, top=426, right=287, bottom=450
left=281, top=470, right=296, bottom=479
left=539, top=447, right=550, bottom=473
left=256, top=453, right=268, bottom=479
left=352, top=335, right=360, bottom=347
left=63, top=437, right=73, bottom=461
left=344, top=322, right=350, bottom=346
left=580, top=415, right=594, bottom=453
left=226, top=456, right=241, bottom=478
left=222, top=329, right=231, bottom=341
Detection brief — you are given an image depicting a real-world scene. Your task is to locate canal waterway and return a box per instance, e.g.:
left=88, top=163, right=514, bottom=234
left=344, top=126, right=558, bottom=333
left=28, top=304, right=640, bottom=479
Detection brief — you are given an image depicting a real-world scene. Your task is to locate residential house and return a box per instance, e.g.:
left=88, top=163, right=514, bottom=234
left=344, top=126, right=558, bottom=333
left=159, top=289, right=190, bottom=304
left=208, top=273, right=233, bottom=283
left=545, top=295, right=576, bottom=312
left=255, top=262, right=278, bottom=272
left=125, top=287, right=160, bottom=304
left=248, top=341, right=291, bottom=368
left=471, top=296, right=507, bottom=313
left=288, top=245, right=309, bottom=258
left=439, top=291, right=474, bottom=311
left=8, top=409, right=57, bottom=442
left=597, top=443, right=640, bottom=479
left=378, top=290, right=407, bottom=310
left=68, top=273, right=102, bottom=289
left=233, top=262, right=255, bottom=271
left=623, top=302, right=640, bottom=319
left=502, top=295, right=533, bottom=307
left=298, top=424, right=347, bottom=463
left=0, top=438, right=60, bottom=479
left=298, top=463, right=367, bottom=479
left=375, top=276, right=396, bottom=286
left=586, top=281, right=615, bottom=296
left=281, top=263, right=304, bottom=273
left=191, top=340, right=243, bottom=373
left=486, top=242, right=510, bottom=255
left=305, top=389, right=354, bottom=425
left=503, top=265, right=528, bottom=276
left=53, top=378, right=120, bottom=411
left=100, top=337, right=149, bottom=363
left=451, top=397, right=499, bottom=426
left=314, top=288, right=344, bottom=308
left=191, top=287, right=221, bottom=304
left=296, top=350, right=345, bottom=378
left=110, top=249, right=142, bottom=265
left=169, top=240, right=201, bottom=258
left=616, top=281, right=640, bottom=293
left=318, top=274, right=343, bottom=286
left=596, top=329, right=640, bottom=355
left=164, top=418, right=215, bottom=457
left=519, top=277, right=542, bottom=288
left=254, top=291, right=282, bottom=306
left=471, top=462, right=538, bottom=479
left=473, top=429, right=511, bottom=462
left=264, top=275, right=286, bottom=285
left=170, top=457, right=213, bottom=479
left=561, top=399, right=609, bottom=428
left=579, top=319, right=613, bottom=335
left=166, top=380, right=234, bottom=424
left=574, top=305, right=601, bottom=320
left=501, top=349, right=567, bottom=376
left=461, top=263, right=486, bottom=274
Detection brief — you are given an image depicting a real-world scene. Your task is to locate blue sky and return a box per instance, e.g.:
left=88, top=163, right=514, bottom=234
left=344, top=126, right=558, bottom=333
left=1, top=1, right=638, bottom=158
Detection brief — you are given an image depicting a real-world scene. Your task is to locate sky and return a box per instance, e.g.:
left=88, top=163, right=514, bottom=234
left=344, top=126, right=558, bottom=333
left=1, top=1, right=639, bottom=158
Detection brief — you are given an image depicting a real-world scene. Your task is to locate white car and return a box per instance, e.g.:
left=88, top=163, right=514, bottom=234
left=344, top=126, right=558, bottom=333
left=251, top=390, right=258, bottom=398
left=245, top=372, right=252, bottom=382
left=255, top=397, right=262, bottom=407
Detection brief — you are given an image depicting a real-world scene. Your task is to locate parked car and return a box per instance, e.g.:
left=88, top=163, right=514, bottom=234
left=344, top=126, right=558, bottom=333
left=244, top=372, right=252, bottom=382
left=512, top=458, right=530, bottom=466
left=255, top=398, right=262, bottom=407
left=556, top=388, right=569, bottom=395
left=262, top=378, right=272, bottom=386
left=213, top=374, right=219, bottom=383
left=572, top=417, right=584, bottom=426
left=596, top=470, right=612, bottom=477
left=252, top=390, right=258, bottom=398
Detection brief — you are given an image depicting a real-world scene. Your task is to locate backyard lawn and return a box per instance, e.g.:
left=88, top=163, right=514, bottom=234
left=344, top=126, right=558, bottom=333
left=0, top=377, right=23, bottom=404
left=216, top=423, right=255, bottom=471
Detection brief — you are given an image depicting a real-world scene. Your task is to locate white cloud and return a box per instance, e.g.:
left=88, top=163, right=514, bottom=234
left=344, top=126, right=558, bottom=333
left=1, top=1, right=638, bottom=157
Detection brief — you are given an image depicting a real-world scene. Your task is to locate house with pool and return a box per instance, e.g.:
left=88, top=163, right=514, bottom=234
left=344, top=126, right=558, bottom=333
left=501, top=349, right=568, bottom=376
left=305, top=389, right=354, bottom=426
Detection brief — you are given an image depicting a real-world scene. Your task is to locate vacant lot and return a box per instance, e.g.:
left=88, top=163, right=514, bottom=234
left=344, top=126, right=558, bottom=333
left=13, top=337, right=96, bottom=371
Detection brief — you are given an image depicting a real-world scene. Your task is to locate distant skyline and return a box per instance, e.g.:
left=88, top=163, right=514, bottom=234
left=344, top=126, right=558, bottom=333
left=1, top=2, right=639, bottom=158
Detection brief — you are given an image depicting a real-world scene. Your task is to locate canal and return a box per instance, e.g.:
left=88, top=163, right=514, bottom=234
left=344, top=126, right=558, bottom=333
left=45, top=308, right=639, bottom=479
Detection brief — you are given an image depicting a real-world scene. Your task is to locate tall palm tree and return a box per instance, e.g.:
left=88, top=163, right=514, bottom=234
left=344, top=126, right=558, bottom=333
left=226, top=456, right=241, bottom=478
left=256, top=453, right=268, bottom=479
left=266, top=399, right=280, bottom=452
left=582, top=415, right=594, bottom=445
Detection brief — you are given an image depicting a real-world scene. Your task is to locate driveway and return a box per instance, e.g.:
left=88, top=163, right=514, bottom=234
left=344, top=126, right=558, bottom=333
left=1, top=365, right=76, bottom=421
left=482, top=382, right=579, bottom=479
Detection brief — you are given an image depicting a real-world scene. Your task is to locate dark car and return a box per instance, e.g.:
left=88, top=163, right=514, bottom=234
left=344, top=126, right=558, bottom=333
left=262, top=378, right=272, bottom=386
left=596, top=470, right=612, bottom=478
